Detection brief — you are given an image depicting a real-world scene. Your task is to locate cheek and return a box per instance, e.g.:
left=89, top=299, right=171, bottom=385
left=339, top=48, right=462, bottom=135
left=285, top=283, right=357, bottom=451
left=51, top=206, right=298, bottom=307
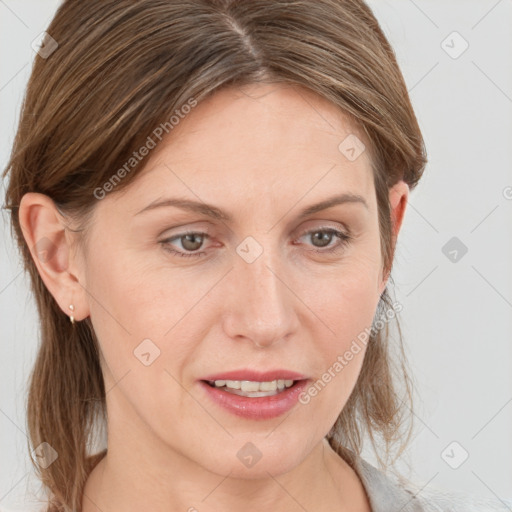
left=307, top=233, right=383, bottom=344
left=312, top=273, right=378, bottom=382
left=84, top=237, right=175, bottom=335
left=82, top=242, right=173, bottom=382
left=83, top=240, right=203, bottom=414
left=84, top=252, right=191, bottom=437
left=298, top=294, right=376, bottom=433
left=299, top=241, right=383, bottom=416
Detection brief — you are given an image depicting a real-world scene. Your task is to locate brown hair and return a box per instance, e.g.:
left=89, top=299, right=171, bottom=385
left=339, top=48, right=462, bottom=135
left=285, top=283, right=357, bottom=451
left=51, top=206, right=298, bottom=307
left=3, top=0, right=427, bottom=510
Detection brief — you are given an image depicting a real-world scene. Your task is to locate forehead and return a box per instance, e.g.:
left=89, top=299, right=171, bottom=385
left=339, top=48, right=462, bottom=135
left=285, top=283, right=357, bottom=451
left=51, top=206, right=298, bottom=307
left=109, top=83, right=376, bottom=216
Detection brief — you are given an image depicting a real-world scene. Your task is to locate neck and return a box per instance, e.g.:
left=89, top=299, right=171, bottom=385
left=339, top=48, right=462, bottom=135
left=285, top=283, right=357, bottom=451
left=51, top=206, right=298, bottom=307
left=83, top=434, right=366, bottom=512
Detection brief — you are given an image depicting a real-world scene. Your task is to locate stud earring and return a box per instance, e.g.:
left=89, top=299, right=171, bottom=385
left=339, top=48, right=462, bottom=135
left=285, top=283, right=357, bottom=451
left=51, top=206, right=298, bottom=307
left=69, top=304, right=75, bottom=324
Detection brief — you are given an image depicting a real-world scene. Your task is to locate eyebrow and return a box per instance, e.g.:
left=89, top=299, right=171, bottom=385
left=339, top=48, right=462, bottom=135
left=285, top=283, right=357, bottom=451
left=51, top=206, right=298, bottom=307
left=134, top=192, right=368, bottom=221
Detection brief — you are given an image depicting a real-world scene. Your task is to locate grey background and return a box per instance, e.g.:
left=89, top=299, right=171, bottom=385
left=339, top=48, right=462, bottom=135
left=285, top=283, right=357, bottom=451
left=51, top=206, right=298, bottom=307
left=1, top=1, right=511, bottom=510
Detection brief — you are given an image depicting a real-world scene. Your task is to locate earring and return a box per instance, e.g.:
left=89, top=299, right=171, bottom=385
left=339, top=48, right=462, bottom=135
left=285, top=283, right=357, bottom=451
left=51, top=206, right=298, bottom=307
left=69, top=304, right=75, bottom=324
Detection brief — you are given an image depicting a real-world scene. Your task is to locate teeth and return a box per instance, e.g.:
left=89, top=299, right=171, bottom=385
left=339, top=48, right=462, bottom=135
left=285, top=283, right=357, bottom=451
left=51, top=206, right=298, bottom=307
left=241, top=381, right=260, bottom=392
left=211, top=379, right=295, bottom=396
left=260, top=381, right=277, bottom=391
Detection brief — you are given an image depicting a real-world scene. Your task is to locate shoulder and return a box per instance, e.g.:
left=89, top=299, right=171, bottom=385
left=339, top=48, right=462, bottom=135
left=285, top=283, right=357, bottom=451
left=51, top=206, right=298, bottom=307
left=0, top=503, right=46, bottom=512
left=348, top=452, right=512, bottom=512
left=409, top=485, right=512, bottom=512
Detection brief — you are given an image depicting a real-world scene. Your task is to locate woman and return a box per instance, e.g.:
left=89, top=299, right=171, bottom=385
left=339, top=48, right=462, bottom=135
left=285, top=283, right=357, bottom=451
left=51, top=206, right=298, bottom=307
left=3, top=1, right=511, bottom=511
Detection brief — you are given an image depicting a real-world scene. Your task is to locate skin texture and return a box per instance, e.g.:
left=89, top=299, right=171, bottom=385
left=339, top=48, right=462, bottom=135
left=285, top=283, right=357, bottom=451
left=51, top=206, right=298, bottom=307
left=19, top=83, right=409, bottom=512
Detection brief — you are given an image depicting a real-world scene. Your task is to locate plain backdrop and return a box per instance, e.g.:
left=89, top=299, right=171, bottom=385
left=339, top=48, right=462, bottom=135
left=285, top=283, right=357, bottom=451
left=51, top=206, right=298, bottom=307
left=1, top=1, right=511, bottom=510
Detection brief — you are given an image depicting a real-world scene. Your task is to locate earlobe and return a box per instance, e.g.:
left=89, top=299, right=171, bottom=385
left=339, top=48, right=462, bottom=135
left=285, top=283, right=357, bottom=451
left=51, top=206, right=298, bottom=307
left=18, top=192, right=89, bottom=322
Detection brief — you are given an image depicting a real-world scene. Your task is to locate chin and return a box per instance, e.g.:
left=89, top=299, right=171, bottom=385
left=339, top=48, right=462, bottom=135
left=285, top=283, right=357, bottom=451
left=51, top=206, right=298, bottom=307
left=197, top=434, right=310, bottom=479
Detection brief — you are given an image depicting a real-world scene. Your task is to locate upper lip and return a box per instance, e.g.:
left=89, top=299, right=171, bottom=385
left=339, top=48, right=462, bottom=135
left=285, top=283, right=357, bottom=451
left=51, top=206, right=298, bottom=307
left=201, top=369, right=308, bottom=382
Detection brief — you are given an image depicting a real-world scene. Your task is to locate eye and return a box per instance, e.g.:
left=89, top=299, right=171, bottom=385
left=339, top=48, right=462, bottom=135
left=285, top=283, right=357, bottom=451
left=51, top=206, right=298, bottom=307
left=160, top=230, right=210, bottom=259
left=159, top=226, right=352, bottom=259
left=297, top=227, right=352, bottom=255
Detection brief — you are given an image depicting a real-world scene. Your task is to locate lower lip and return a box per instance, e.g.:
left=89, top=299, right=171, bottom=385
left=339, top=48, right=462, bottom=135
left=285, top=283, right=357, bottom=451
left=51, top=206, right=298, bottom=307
left=198, top=380, right=310, bottom=420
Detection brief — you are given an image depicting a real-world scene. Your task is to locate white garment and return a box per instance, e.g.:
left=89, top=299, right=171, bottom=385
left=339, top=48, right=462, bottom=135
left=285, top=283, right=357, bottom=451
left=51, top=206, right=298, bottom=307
left=351, top=453, right=512, bottom=512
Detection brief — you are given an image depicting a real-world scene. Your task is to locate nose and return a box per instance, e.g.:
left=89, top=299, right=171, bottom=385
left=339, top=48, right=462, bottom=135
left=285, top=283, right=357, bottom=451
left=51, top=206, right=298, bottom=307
left=222, top=248, right=299, bottom=349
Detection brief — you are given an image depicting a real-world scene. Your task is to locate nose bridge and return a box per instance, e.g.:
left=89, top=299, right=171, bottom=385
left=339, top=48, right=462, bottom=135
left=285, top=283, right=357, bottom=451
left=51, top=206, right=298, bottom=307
left=224, top=234, right=296, bottom=346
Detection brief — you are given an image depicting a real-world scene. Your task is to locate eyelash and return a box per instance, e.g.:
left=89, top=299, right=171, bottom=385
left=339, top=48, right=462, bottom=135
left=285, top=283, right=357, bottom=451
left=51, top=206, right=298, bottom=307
left=160, top=227, right=352, bottom=259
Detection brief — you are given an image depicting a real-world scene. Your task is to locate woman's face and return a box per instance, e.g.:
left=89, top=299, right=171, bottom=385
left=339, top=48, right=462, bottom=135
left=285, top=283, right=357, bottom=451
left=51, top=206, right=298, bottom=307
left=74, top=83, right=407, bottom=477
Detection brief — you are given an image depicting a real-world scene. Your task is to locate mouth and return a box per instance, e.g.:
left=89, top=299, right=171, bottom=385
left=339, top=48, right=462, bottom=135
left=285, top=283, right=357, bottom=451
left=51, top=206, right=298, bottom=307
left=198, top=375, right=310, bottom=420
left=202, top=378, right=300, bottom=398
left=198, top=370, right=309, bottom=419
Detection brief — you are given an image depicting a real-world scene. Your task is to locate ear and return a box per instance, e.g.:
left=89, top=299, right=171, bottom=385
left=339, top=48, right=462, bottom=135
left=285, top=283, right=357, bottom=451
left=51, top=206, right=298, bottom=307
left=18, top=192, right=90, bottom=322
left=379, top=180, right=409, bottom=295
